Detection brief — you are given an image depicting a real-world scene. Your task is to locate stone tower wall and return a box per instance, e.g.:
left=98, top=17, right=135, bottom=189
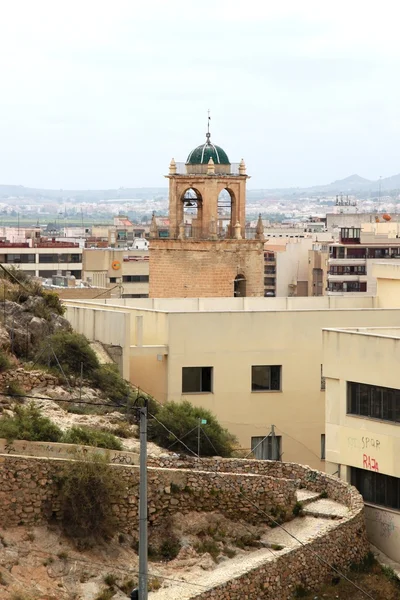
left=149, top=239, right=264, bottom=298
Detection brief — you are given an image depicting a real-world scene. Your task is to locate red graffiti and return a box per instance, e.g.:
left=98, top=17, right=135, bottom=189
left=363, top=454, right=379, bottom=472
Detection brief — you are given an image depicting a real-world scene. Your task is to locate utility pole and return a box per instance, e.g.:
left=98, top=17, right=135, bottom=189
left=138, top=403, right=148, bottom=600
left=197, top=417, right=201, bottom=457
left=271, top=424, right=279, bottom=461
left=79, top=362, right=83, bottom=400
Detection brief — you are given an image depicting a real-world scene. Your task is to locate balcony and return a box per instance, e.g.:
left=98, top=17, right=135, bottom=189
left=328, top=258, right=366, bottom=266
left=327, top=274, right=362, bottom=282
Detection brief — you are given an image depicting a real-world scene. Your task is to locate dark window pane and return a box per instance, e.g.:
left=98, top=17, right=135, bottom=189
left=347, top=381, right=400, bottom=423
left=252, top=366, right=281, bottom=391
left=351, top=468, right=400, bottom=510
left=359, top=385, right=369, bottom=416
left=182, top=367, right=212, bottom=393
left=251, top=435, right=282, bottom=460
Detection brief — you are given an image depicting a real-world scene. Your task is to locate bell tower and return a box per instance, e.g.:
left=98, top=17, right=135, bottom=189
left=149, top=121, right=265, bottom=298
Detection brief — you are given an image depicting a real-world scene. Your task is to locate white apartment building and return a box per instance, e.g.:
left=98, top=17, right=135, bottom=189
left=0, top=241, right=83, bottom=279
left=328, top=225, right=400, bottom=295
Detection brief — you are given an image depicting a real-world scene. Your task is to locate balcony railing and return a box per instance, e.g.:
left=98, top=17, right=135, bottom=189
left=174, top=162, right=241, bottom=175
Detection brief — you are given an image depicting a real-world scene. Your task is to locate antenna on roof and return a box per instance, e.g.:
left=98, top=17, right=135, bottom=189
left=206, top=109, right=211, bottom=143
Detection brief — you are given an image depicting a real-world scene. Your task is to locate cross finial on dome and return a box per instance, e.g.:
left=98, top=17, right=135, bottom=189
left=206, top=109, right=211, bottom=144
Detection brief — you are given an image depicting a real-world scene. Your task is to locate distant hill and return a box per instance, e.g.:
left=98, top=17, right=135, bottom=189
left=1, top=171, right=400, bottom=201
left=330, top=174, right=372, bottom=186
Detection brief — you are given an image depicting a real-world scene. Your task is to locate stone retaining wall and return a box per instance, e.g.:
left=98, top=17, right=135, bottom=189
left=0, top=455, right=297, bottom=530
left=0, top=367, right=60, bottom=392
left=0, top=438, right=139, bottom=465
left=149, top=457, right=359, bottom=509
left=191, top=513, right=368, bottom=599
left=148, top=457, right=369, bottom=599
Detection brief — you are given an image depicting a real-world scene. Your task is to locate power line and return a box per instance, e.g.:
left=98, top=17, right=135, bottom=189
left=0, top=390, right=375, bottom=597
left=154, top=419, right=376, bottom=600
left=22, top=548, right=211, bottom=590
left=274, top=425, right=324, bottom=463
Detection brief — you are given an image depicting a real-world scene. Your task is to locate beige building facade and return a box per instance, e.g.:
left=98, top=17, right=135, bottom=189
left=82, top=248, right=149, bottom=298
left=323, top=325, right=400, bottom=562
left=322, top=261, right=400, bottom=561
left=64, top=294, right=400, bottom=471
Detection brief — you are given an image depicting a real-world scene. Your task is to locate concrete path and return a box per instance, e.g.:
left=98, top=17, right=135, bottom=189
left=149, top=490, right=350, bottom=599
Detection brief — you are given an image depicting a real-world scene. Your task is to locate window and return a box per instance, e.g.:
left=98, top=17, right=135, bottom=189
left=122, top=294, right=149, bottom=298
left=182, top=367, right=213, bottom=393
left=351, top=468, right=400, bottom=510
left=251, top=435, right=282, bottom=460
left=6, top=253, right=35, bottom=264
left=109, top=277, right=117, bottom=283
left=122, top=275, right=149, bottom=283
left=320, top=365, right=326, bottom=390
left=347, top=381, right=400, bottom=423
left=251, top=366, right=281, bottom=391
left=321, top=434, right=326, bottom=460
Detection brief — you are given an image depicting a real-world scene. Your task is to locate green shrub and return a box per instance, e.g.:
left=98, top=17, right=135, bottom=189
left=350, top=550, right=377, bottom=573
left=91, top=364, right=133, bottom=405
left=293, top=584, right=308, bottom=597
left=194, top=539, right=220, bottom=562
left=148, top=401, right=237, bottom=457
left=36, top=331, right=100, bottom=377
left=292, top=501, right=303, bottom=517
left=0, top=403, right=62, bottom=442
left=6, top=380, right=25, bottom=398
left=160, top=535, right=181, bottom=561
left=0, top=352, right=11, bottom=373
left=42, top=290, right=65, bottom=316
left=59, top=453, right=123, bottom=545
left=104, top=573, right=117, bottom=586
left=61, top=426, right=122, bottom=451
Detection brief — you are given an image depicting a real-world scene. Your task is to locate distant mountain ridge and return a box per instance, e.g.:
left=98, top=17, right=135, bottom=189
left=1, top=171, right=400, bottom=200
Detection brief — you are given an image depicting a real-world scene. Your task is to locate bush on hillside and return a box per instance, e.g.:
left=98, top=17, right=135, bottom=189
left=42, top=290, right=65, bottom=316
left=61, top=426, right=122, bottom=451
left=59, top=453, right=123, bottom=546
left=0, top=351, right=11, bottom=373
left=36, top=331, right=100, bottom=377
left=148, top=401, right=237, bottom=457
left=91, top=364, right=133, bottom=406
left=0, top=403, right=63, bottom=442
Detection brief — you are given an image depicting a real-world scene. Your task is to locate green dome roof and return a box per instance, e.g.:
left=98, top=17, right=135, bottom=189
left=186, top=137, right=230, bottom=165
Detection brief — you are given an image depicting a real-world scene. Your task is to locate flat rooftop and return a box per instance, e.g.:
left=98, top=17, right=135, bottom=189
left=323, top=326, right=400, bottom=339
left=64, top=295, right=379, bottom=314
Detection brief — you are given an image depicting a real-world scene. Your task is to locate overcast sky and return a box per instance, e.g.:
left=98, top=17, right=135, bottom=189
left=1, top=0, right=399, bottom=190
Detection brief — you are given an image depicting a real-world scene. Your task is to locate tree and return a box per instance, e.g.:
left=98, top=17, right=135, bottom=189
left=148, top=401, right=237, bottom=457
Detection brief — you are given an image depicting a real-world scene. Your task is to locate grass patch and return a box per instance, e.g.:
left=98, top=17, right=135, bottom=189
left=61, top=426, right=122, bottom=450
left=6, top=380, right=25, bottom=399
left=94, top=590, right=115, bottom=600
left=0, top=403, right=63, bottom=442
left=104, top=573, right=118, bottom=587
left=194, top=539, right=220, bottom=562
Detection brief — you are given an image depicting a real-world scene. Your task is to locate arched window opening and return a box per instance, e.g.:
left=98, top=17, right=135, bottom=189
left=181, top=188, right=202, bottom=238
left=217, top=189, right=233, bottom=238
left=234, top=274, right=246, bottom=297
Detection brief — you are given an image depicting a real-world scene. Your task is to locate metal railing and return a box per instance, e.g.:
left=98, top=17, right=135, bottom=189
left=174, top=162, right=241, bottom=175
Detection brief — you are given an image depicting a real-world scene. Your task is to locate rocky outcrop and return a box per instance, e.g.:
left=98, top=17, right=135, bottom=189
left=0, top=298, right=71, bottom=357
